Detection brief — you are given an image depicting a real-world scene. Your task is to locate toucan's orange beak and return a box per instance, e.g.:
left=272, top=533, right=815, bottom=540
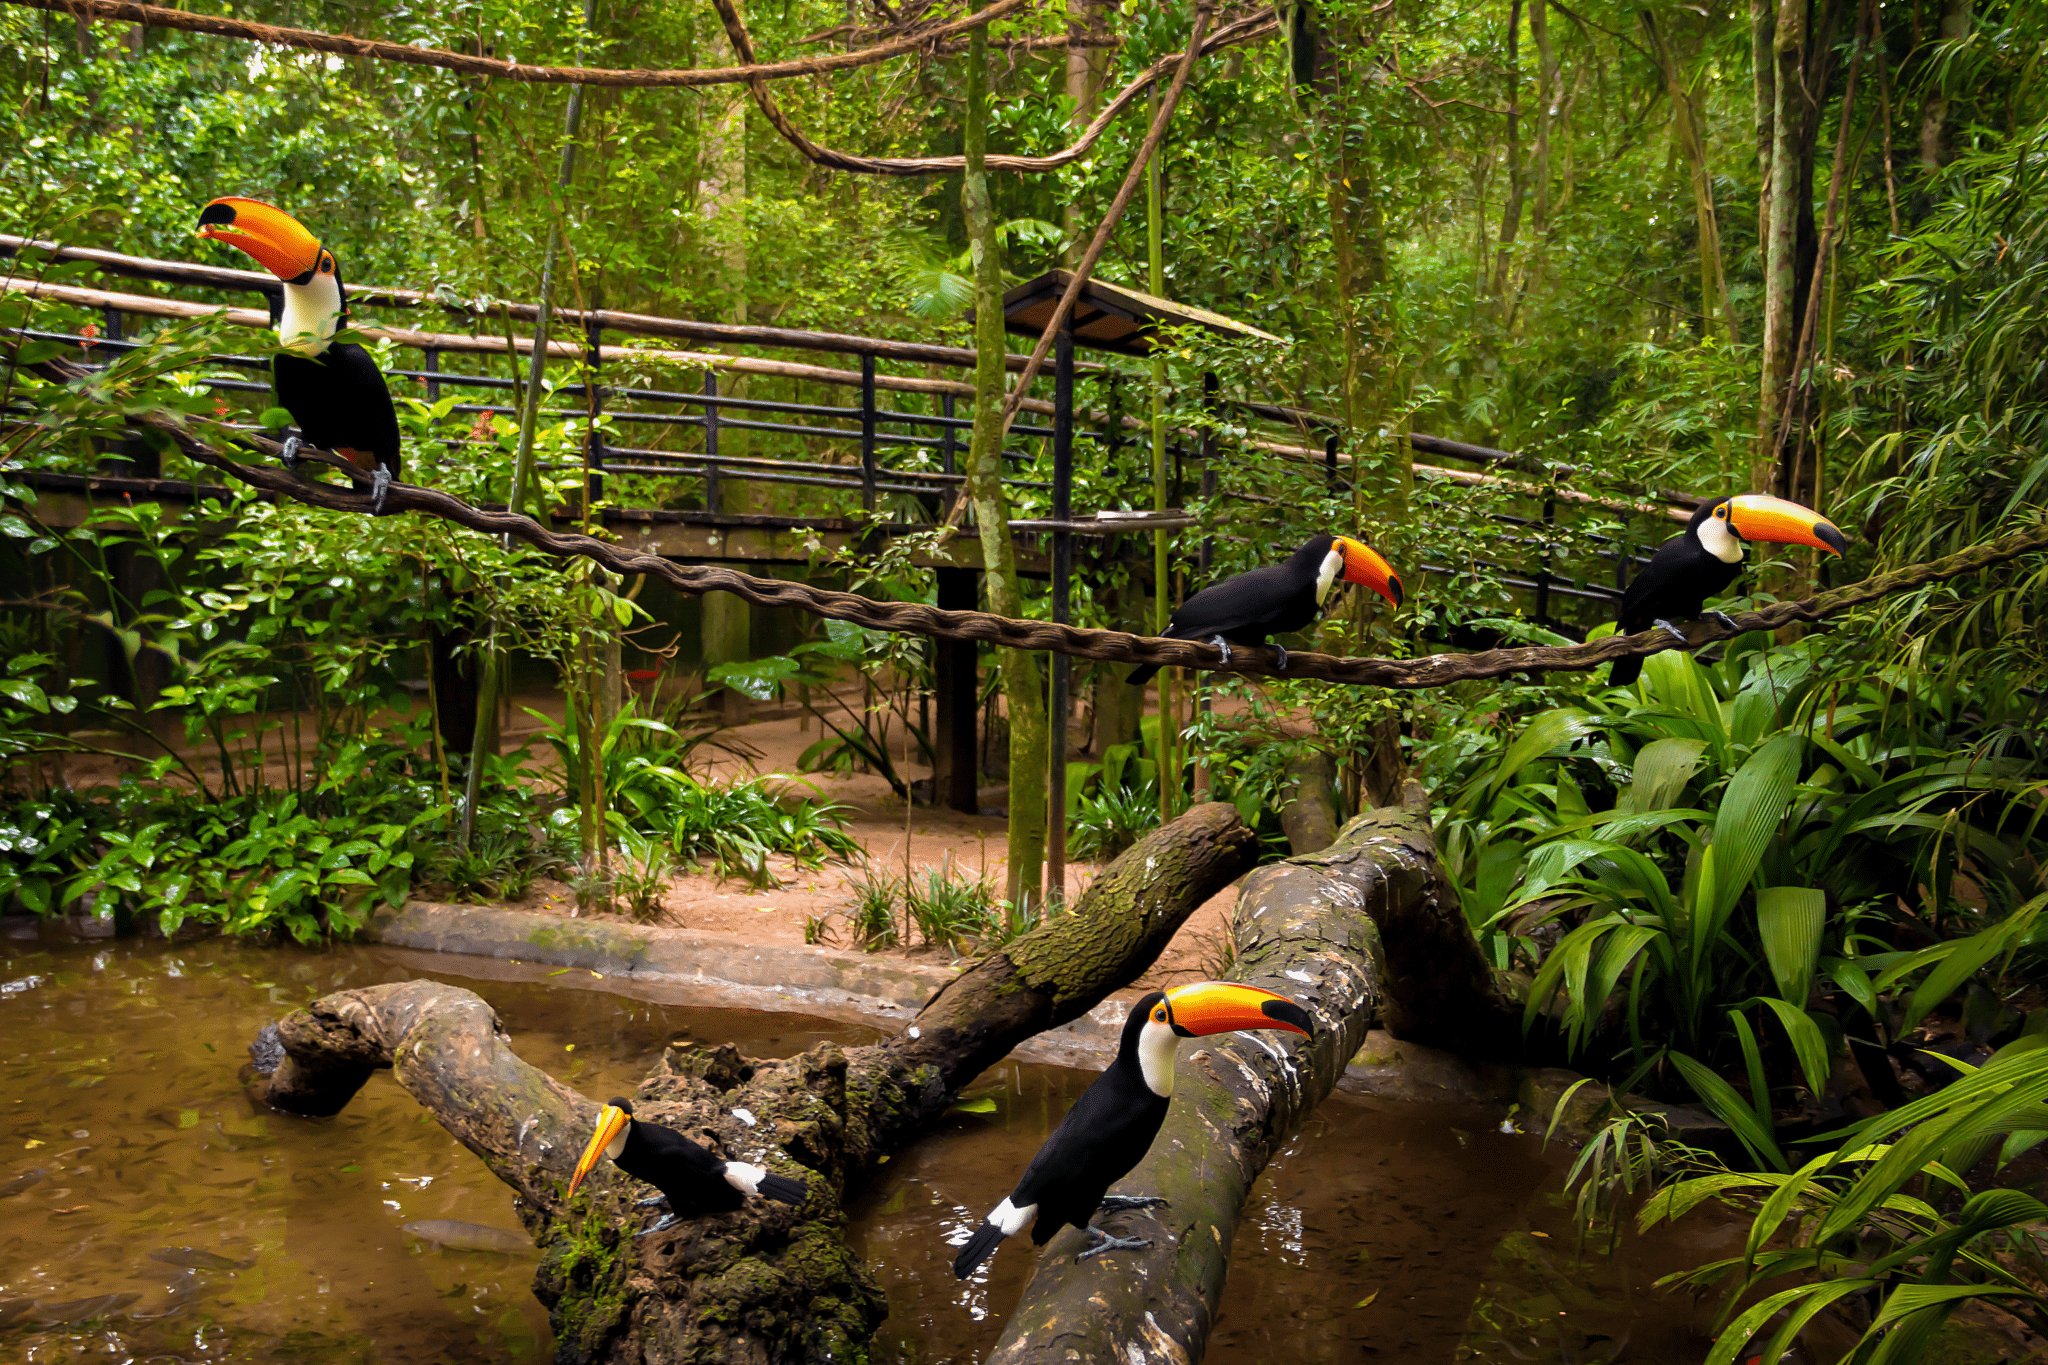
left=195, top=197, right=322, bottom=282
left=567, top=1104, right=629, bottom=1197
left=1335, top=536, right=1403, bottom=609
left=1727, top=495, right=1848, bottom=556
left=1163, top=981, right=1314, bottom=1038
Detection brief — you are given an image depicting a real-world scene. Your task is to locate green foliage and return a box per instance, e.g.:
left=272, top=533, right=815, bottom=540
left=1640, top=1036, right=2048, bottom=1364
left=1436, top=636, right=2046, bottom=1151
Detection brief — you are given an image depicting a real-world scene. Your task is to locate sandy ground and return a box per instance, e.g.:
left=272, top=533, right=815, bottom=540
left=507, top=694, right=1242, bottom=995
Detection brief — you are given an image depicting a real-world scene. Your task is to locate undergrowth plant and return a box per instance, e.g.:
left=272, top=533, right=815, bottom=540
left=1637, top=1035, right=2048, bottom=1364
left=1436, top=635, right=2047, bottom=1161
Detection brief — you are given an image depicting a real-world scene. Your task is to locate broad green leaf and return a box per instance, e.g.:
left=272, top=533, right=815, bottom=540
left=1753, top=997, right=1833, bottom=1096
left=1705, top=733, right=1803, bottom=923
left=1670, top=1048, right=1787, bottom=1172
left=1486, top=708, right=1595, bottom=798
left=1756, top=886, right=1826, bottom=1004
left=1623, top=737, right=1706, bottom=814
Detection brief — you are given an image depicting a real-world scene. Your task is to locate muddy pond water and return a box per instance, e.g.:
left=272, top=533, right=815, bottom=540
left=1, top=934, right=1745, bottom=1363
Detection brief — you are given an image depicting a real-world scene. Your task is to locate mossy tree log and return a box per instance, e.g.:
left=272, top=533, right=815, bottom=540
left=250, top=803, right=1259, bottom=1365
left=988, top=791, right=1518, bottom=1363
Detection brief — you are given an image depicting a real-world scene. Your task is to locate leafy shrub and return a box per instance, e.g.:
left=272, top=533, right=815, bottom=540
left=1638, top=1034, right=2048, bottom=1364
left=844, top=865, right=902, bottom=950
left=666, top=776, right=858, bottom=889
left=905, top=865, right=1002, bottom=952
left=1435, top=637, right=2048, bottom=1157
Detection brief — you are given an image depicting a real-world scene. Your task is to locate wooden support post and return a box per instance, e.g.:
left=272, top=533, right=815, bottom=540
left=1534, top=492, right=1556, bottom=626
left=933, top=567, right=980, bottom=814
left=702, top=369, right=722, bottom=514
left=1048, top=319, right=1074, bottom=907
left=938, top=390, right=959, bottom=520
left=1193, top=371, right=1217, bottom=802
left=584, top=320, right=606, bottom=507
left=422, top=346, right=441, bottom=402
left=859, top=353, right=877, bottom=513
left=1325, top=431, right=1340, bottom=494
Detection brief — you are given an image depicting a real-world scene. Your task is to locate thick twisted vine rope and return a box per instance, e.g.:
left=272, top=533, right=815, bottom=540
left=8, top=0, right=1036, bottom=88
left=710, top=0, right=1276, bottom=177
left=21, top=358, right=2048, bottom=689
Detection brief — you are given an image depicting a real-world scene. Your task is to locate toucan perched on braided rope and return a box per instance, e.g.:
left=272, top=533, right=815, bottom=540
left=568, top=1097, right=808, bottom=1234
left=950, top=981, right=1313, bottom=1279
left=195, top=197, right=402, bottom=513
left=1608, top=494, right=1847, bottom=686
left=1127, top=533, right=1402, bottom=685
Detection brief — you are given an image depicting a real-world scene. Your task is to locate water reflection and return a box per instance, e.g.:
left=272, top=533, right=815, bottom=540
left=3, top=933, right=1736, bottom=1365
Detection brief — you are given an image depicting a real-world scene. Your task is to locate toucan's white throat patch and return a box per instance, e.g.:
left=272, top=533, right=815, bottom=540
left=1697, top=513, right=1744, bottom=564
left=279, top=272, right=343, bottom=357
left=1137, top=1019, right=1180, bottom=1097
left=1315, top=546, right=1344, bottom=606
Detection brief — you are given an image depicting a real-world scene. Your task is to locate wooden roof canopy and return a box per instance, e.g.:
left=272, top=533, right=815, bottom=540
left=987, top=269, right=1284, bottom=356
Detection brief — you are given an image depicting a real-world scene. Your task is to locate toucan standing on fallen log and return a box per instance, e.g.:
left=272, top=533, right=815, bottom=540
left=1127, top=533, right=1402, bottom=685
left=1608, top=493, right=1847, bottom=687
left=568, top=1096, right=808, bottom=1234
left=951, top=981, right=1313, bottom=1279
left=194, top=197, right=403, bottom=514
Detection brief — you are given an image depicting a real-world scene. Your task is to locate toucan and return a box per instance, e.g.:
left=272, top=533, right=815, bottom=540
left=1126, top=533, right=1402, bottom=685
left=1609, top=494, right=1847, bottom=686
left=950, top=981, right=1313, bottom=1279
left=194, top=197, right=403, bottom=514
left=567, top=1096, right=808, bottom=1233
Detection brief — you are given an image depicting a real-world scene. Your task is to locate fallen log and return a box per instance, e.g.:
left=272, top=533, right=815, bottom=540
left=987, top=792, right=1514, bottom=1363
left=251, top=802, right=1259, bottom=1364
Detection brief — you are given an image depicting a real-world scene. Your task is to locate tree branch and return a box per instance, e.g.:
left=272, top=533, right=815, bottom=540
left=5, top=0, right=1034, bottom=88
left=711, top=0, right=1276, bottom=176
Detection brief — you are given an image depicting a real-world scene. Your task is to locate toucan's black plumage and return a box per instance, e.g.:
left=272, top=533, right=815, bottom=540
left=270, top=312, right=402, bottom=488
left=568, top=1097, right=807, bottom=1229
left=1609, top=494, right=1848, bottom=686
left=195, top=197, right=401, bottom=512
left=951, top=982, right=1313, bottom=1280
left=1127, top=533, right=1402, bottom=686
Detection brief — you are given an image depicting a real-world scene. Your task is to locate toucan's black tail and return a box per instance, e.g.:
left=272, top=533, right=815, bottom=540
left=757, top=1171, right=808, bottom=1206
left=1608, top=654, right=1644, bottom=688
left=952, top=1220, right=1007, bottom=1279
left=1126, top=663, right=1161, bottom=686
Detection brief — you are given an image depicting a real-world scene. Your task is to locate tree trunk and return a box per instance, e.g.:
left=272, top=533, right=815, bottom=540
left=1529, top=0, right=1555, bottom=239
left=1644, top=11, right=1737, bottom=344
left=962, top=24, right=1050, bottom=910
left=1061, top=0, right=1110, bottom=264
left=1755, top=0, right=1805, bottom=490
left=252, top=803, right=1261, bottom=1365
left=700, top=12, right=755, bottom=723
left=987, top=792, right=1518, bottom=1362
left=1918, top=0, right=1971, bottom=169
left=1278, top=749, right=1340, bottom=855
left=1491, top=0, right=1527, bottom=309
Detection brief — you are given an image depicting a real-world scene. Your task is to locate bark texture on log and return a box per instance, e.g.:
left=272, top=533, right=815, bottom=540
left=987, top=794, right=1506, bottom=1364
left=1277, top=749, right=1341, bottom=855
left=252, top=803, right=1258, bottom=1365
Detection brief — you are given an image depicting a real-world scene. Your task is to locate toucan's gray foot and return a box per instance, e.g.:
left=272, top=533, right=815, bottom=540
left=1207, top=635, right=1234, bottom=666
left=1097, top=1195, right=1169, bottom=1214
left=279, top=435, right=303, bottom=473
left=1704, top=610, right=1741, bottom=632
left=370, top=465, right=394, bottom=516
left=1653, top=618, right=1689, bottom=646
left=635, top=1195, right=669, bottom=1209
left=1074, top=1225, right=1152, bottom=1263
left=636, top=1213, right=679, bottom=1237
left=1273, top=643, right=1290, bottom=671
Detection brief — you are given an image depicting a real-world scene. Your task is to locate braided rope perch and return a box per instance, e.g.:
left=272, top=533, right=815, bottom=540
left=23, top=358, right=2048, bottom=690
